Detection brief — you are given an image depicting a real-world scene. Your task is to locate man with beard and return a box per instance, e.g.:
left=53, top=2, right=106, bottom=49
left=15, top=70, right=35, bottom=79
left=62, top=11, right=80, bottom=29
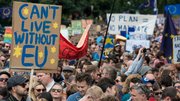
left=6, top=75, right=29, bottom=101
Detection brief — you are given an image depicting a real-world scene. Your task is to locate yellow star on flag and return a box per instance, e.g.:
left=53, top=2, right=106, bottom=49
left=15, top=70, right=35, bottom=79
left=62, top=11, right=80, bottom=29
left=38, top=51, right=43, bottom=58
left=50, top=58, right=55, bottom=64
left=23, top=8, right=29, bottom=15
left=165, top=33, right=168, bottom=37
left=51, top=47, right=56, bottom=53
left=105, top=37, right=113, bottom=44
left=13, top=45, right=22, bottom=58
left=52, top=22, right=58, bottom=29
left=170, top=34, right=174, bottom=39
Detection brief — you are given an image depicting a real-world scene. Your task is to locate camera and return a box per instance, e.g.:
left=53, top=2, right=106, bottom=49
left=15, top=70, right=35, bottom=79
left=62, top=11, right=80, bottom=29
left=142, top=48, right=147, bottom=53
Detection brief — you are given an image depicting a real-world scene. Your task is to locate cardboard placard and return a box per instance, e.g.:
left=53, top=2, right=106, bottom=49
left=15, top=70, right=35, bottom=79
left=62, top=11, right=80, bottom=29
left=10, top=1, right=62, bottom=70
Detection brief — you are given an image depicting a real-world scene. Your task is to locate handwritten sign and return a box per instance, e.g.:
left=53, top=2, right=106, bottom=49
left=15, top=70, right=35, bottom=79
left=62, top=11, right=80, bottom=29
left=71, top=20, right=83, bottom=34
left=173, top=35, right=180, bottom=64
left=10, top=2, right=62, bottom=70
left=126, top=40, right=150, bottom=53
left=107, top=14, right=157, bottom=35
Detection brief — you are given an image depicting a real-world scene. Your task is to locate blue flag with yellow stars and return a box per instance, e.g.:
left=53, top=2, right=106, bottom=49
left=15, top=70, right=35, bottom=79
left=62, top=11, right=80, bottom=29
left=104, top=35, right=114, bottom=48
left=160, top=12, right=177, bottom=61
left=0, top=7, right=12, bottom=19
left=139, top=0, right=155, bottom=9
left=165, top=4, right=180, bottom=15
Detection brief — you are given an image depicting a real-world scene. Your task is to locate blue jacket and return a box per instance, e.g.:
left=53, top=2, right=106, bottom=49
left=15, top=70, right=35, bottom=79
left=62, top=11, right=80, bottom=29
left=67, top=92, right=82, bottom=101
left=125, top=56, right=144, bottom=76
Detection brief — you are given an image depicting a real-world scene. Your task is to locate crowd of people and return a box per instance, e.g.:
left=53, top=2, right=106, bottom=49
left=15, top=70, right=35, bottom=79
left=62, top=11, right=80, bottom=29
left=0, top=22, right=179, bottom=101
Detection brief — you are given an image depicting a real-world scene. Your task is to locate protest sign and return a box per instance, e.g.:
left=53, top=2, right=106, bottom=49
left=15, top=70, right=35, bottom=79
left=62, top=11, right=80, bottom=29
left=71, top=20, right=82, bottom=34
left=107, top=14, right=157, bottom=35
left=126, top=40, right=150, bottom=53
left=11, top=2, right=62, bottom=71
left=129, top=33, right=147, bottom=40
left=156, top=14, right=165, bottom=25
left=3, top=27, right=12, bottom=43
left=173, top=35, right=180, bottom=64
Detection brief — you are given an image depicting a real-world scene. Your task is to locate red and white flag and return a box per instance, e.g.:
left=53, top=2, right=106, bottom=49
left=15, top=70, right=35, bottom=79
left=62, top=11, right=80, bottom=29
left=59, top=25, right=91, bottom=59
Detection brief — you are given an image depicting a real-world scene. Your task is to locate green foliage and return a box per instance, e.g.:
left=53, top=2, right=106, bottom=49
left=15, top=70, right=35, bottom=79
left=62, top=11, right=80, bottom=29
left=0, top=0, right=180, bottom=26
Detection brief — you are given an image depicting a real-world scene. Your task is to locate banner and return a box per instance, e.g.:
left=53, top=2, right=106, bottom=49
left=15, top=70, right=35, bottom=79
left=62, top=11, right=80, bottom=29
left=3, top=27, right=12, bottom=43
left=71, top=20, right=82, bottom=34
left=59, top=25, right=91, bottom=59
left=107, top=14, right=157, bottom=35
left=11, top=2, right=62, bottom=70
left=173, top=35, right=180, bottom=64
left=126, top=40, right=150, bottom=52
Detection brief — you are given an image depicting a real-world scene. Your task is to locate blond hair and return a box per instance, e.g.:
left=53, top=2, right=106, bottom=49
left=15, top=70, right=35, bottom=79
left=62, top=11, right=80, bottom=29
left=30, top=79, right=46, bottom=101
left=86, top=85, right=104, bottom=99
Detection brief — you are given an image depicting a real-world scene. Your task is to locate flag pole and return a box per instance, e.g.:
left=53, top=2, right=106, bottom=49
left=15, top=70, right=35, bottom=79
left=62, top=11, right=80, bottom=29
left=154, top=0, right=158, bottom=15
left=98, top=0, right=116, bottom=68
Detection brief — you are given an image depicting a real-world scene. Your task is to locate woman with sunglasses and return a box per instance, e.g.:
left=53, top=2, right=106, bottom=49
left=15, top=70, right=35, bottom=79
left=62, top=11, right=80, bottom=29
left=50, top=83, right=64, bottom=101
left=30, top=80, right=46, bottom=101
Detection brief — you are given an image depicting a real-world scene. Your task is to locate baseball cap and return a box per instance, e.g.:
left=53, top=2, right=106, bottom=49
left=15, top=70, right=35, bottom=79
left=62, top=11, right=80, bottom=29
left=142, top=77, right=155, bottom=84
left=7, top=75, right=28, bottom=89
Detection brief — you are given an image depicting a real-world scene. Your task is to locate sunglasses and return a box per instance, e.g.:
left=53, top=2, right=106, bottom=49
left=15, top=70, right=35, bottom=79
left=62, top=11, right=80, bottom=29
left=5, top=46, right=10, bottom=48
left=36, top=89, right=46, bottom=92
left=0, top=78, right=8, bottom=82
left=155, top=92, right=162, bottom=95
left=115, top=79, right=120, bottom=82
left=51, top=89, right=62, bottom=93
left=175, top=86, right=180, bottom=89
left=18, top=83, right=27, bottom=88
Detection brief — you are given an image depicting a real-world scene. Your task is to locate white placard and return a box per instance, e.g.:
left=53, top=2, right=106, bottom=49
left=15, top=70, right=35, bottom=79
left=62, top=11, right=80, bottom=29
left=107, top=14, right=157, bottom=35
left=126, top=40, right=150, bottom=53
left=173, top=35, right=180, bottom=64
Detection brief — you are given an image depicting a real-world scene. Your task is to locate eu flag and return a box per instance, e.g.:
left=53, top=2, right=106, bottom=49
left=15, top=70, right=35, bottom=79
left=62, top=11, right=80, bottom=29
left=139, top=0, right=155, bottom=9
left=165, top=4, right=180, bottom=15
left=0, top=7, right=12, bottom=19
left=160, top=12, right=177, bottom=60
